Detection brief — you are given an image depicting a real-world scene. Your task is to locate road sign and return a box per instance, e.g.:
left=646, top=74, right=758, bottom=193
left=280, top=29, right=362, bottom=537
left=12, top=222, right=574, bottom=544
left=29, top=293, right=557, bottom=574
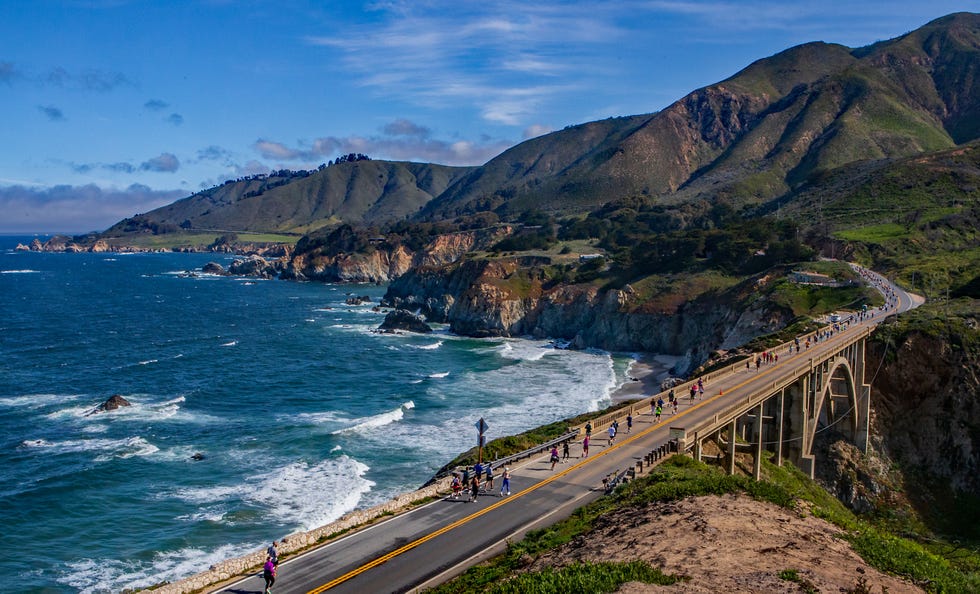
left=475, top=418, right=489, bottom=434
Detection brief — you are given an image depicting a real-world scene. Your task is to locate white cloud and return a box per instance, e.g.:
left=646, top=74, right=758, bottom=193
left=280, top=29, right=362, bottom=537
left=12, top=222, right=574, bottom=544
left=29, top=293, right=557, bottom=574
left=304, top=1, right=626, bottom=127
left=140, top=153, right=180, bottom=173
left=253, top=118, right=514, bottom=167
left=0, top=183, right=185, bottom=234
left=522, top=124, right=553, bottom=139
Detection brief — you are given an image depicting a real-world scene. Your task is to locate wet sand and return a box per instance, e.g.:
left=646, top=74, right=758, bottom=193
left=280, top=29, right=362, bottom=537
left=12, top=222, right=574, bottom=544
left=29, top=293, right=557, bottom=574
left=611, top=353, right=683, bottom=403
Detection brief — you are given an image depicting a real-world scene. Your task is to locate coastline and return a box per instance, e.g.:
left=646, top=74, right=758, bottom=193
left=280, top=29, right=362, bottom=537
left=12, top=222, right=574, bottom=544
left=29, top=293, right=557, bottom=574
left=611, top=353, right=682, bottom=403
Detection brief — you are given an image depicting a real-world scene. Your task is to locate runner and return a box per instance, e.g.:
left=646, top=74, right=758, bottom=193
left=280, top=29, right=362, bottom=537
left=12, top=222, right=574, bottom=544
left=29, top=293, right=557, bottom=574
left=582, top=435, right=590, bottom=457
left=267, top=541, right=279, bottom=566
left=585, top=421, right=592, bottom=437
left=608, top=424, right=616, bottom=445
left=450, top=473, right=462, bottom=499
left=655, top=404, right=662, bottom=421
left=562, top=440, right=570, bottom=461
left=500, top=466, right=511, bottom=496
left=626, top=413, right=633, bottom=434
left=550, top=446, right=560, bottom=470
left=469, top=475, right=480, bottom=502
left=263, top=556, right=277, bottom=594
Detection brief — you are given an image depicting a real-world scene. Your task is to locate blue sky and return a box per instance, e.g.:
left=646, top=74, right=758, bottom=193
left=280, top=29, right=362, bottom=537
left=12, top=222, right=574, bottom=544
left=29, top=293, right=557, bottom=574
left=1, top=1, right=976, bottom=233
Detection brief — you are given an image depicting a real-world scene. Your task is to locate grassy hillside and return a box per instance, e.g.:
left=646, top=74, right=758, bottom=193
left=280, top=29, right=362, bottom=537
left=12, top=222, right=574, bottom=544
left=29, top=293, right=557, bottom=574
left=101, top=160, right=476, bottom=242
left=421, top=13, right=979, bottom=222
left=781, top=141, right=980, bottom=297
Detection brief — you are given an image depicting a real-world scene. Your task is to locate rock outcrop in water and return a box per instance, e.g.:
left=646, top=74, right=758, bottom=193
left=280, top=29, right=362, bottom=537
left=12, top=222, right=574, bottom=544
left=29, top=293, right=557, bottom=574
left=377, top=309, right=433, bottom=334
left=86, top=394, right=132, bottom=416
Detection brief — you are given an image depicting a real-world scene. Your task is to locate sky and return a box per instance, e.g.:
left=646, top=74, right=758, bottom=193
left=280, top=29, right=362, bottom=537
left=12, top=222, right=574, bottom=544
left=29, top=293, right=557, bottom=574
left=1, top=1, right=977, bottom=234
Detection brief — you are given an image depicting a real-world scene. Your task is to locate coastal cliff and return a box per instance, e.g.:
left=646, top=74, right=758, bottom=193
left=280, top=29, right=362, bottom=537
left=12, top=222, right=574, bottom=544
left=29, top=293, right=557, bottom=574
left=383, top=258, right=794, bottom=375
left=811, top=301, right=980, bottom=539
left=280, top=225, right=513, bottom=283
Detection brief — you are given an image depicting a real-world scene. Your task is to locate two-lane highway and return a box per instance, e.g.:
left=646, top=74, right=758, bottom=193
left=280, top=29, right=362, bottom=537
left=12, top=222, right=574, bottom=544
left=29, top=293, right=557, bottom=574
left=216, top=270, right=920, bottom=594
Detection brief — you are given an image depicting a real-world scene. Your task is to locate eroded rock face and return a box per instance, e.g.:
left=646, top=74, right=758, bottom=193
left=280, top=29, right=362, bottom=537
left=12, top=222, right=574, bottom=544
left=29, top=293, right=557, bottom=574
left=227, top=256, right=278, bottom=278
left=382, top=258, right=792, bottom=375
left=377, top=309, right=432, bottom=334
left=202, top=262, right=229, bottom=275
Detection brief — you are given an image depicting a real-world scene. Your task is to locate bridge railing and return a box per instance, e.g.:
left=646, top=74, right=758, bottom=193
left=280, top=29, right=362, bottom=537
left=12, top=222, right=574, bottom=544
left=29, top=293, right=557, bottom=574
left=480, top=431, right=578, bottom=471
left=679, top=326, right=874, bottom=445
left=570, top=304, right=882, bottom=440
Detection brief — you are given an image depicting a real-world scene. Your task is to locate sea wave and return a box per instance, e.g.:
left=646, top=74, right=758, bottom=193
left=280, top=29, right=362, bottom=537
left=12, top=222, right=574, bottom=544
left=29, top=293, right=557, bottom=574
left=170, top=455, right=374, bottom=530
left=331, top=401, right=415, bottom=434
left=0, top=269, right=39, bottom=274
left=220, top=340, right=238, bottom=347
left=428, top=371, right=450, bottom=378
left=0, top=393, right=82, bottom=410
left=20, top=435, right=159, bottom=460
left=416, top=341, right=443, bottom=350
left=59, top=541, right=261, bottom=594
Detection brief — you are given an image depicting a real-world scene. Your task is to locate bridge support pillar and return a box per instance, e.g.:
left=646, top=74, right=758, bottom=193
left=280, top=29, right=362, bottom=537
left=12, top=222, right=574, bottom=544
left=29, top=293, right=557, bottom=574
left=785, top=374, right=815, bottom=479
left=727, top=419, right=736, bottom=475
left=853, top=336, right=871, bottom=453
left=776, top=389, right=785, bottom=466
left=753, top=402, right=763, bottom=480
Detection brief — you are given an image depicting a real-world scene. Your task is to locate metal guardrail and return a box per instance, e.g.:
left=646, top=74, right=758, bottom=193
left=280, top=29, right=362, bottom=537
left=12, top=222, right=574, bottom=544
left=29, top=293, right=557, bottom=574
left=479, top=431, right=578, bottom=471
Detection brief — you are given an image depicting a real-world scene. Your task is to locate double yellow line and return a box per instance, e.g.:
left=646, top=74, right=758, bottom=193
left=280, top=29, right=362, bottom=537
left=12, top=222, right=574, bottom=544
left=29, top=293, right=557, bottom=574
left=307, top=355, right=801, bottom=592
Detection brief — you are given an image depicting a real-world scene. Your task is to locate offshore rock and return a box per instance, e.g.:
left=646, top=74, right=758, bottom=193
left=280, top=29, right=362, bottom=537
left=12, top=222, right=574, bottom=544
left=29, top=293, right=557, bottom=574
left=378, top=309, right=432, bottom=334
left=228, top=255, right=278, bottom=278
left=202, top=262, right=229, bottom=275
left=86, top=394, right=132, bottom=416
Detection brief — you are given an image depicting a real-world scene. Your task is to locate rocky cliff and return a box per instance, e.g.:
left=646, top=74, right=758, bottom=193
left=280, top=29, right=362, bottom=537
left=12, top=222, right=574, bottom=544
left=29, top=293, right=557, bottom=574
left=383, top=258, right=793, bottom=375
left=813, top=301, right=980, bottom=538
left=280, top=225, right=513, bottom=283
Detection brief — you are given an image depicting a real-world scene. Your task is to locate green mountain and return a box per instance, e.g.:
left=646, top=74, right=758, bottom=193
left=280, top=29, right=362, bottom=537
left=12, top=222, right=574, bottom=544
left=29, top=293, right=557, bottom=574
left=104, top=160, right=476, bottom=237
left=99, top=12, right=979, bottom=244
left=421, top=12, right=980, bottom=219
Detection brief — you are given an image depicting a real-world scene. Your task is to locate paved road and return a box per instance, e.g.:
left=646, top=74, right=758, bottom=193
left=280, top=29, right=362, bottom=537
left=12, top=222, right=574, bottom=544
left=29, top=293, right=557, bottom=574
left=216, top=269, right=920, bottom=594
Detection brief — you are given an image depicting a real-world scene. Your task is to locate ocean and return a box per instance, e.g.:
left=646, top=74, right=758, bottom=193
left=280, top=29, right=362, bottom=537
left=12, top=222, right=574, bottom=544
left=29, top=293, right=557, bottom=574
left=0, top=236, right=635, bottom=593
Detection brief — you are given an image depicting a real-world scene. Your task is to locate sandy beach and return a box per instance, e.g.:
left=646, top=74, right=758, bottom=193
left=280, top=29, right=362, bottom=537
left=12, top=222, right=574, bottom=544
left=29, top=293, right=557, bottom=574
left=611, top=353, right=683, bottom=403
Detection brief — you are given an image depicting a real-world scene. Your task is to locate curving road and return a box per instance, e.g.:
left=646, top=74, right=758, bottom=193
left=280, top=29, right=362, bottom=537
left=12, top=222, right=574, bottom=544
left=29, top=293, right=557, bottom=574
left=214, top=268, right=921, bottom=594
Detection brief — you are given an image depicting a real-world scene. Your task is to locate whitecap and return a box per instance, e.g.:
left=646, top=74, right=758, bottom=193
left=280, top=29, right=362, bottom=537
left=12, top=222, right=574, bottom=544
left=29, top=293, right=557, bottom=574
left=59, top=541, right=261, bottom=594
left=170, top=456, right=373, bottom=530
left=0, top=393, right=81, bottom=409
left=331, top=401, right=415, bottom=434
left=220, top=340, right=238, bottom=347
left=416, top=341, right=443, bottom=350
left=139, top=359, right=158, bottom=365
left=428, top=371, right=450, bottom=378
left=0, top=269, right=39, bottom=274
left=20, top=435, right=159, bottom=460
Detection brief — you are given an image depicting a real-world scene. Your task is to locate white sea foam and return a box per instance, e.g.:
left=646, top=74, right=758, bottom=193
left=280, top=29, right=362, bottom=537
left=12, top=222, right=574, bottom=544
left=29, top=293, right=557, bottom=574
left=330, top=445, right=342, bottom=452
left=416, top=341, right=443, bottom=350
left=293, top=409, right=346, bottom=424
left=170, top=456, right=373, bottom=530
left=0, top=393, right=81, bottom=409
left=220, top=340, right=238, bottom=346
left=496, top=339, right=553, bottom=362
left=20, top=435, right=159, bottom=460
left=139, top=359, right=158, bottom=365
left=331, top=401, right=415, bottom=434
left=1, top=269, right=39, bottom=274
left=428, top=371, right=450, bottom=378
left=59, top=541, right=261, bottom=594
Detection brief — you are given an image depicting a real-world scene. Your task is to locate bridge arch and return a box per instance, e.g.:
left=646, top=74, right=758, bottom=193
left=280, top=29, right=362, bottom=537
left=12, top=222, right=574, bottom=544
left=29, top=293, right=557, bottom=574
left=808, top=356, right=859, bottom=453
